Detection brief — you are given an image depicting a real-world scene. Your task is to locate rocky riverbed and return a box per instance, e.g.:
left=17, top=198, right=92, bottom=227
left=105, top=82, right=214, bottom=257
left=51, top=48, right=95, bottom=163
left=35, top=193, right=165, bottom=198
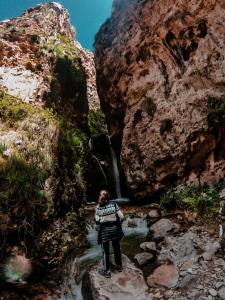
left=77, top=204, right=225, bottom=300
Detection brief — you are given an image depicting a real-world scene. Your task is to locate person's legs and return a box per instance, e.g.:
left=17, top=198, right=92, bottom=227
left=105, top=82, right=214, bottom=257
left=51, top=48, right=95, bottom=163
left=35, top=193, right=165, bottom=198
left=101, top=241, right=110, bottom=272
left=112, top=238, right=122, bottom=269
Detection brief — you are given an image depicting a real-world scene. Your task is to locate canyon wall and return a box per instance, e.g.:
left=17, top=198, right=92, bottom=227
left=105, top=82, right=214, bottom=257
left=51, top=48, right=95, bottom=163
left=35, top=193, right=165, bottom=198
left=95, top=0, right=225, bottom=200
left=0, top=2, right=99, bottom=278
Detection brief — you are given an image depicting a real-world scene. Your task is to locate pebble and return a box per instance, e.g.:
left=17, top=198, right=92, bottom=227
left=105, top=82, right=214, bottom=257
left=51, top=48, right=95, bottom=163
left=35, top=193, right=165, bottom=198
left=218, top=287, right=225, bottom=299
left=197, top=284, right=204, bottom=289
left=209, top=288, right=217, bottom=297
left=216, top=282, right=225, bottom=289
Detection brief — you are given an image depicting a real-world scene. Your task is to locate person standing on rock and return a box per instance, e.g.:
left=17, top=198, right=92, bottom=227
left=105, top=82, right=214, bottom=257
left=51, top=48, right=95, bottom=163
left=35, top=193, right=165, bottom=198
left=95, top=189, right=124, bottom=278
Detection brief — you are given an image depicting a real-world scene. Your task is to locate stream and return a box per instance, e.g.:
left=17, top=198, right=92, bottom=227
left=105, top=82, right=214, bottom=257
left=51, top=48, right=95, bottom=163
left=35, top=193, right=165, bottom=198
left=60, top=213, right=148, bottom=300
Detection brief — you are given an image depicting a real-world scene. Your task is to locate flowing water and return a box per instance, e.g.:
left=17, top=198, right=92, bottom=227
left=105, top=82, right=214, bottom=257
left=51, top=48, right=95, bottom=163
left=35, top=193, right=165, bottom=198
left=61, top=215, right=148, bottom=300
left=108, top=137, right=122, bottom=199
left=92, top=154, right=109, bottom=187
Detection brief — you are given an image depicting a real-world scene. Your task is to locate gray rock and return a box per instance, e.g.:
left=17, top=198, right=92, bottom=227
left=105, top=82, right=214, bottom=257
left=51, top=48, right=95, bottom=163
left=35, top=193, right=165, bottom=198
left=179, top=274, right=198, bottom=292
left=158, top=232, right=197, bottom=264
left=134, top=252, right=154, bottom=266
left=147, top=209, right=161, bottom=226
left=220, top=188, right=225, bottom=200
left=218, top=287, right=225, bottom=300
left=209, top=288, right=217, bottom=297
left=216, top=282, right=225, bottom=289
left=149, top=218, right=175, bottom=241
left=140, top=241, right=157, bottom=254
left=203, top=241, right=221, bottom=261
left=164, top=290, right=173, bottom=299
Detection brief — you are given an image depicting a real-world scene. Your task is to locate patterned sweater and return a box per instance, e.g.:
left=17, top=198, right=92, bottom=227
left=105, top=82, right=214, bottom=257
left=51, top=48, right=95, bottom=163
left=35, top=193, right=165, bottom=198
left=95, top=201, right=124, bottom=225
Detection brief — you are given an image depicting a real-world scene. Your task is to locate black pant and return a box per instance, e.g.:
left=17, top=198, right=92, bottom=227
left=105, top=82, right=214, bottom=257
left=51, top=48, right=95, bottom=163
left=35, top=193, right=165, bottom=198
left=101, top=238, right=122, bottom=271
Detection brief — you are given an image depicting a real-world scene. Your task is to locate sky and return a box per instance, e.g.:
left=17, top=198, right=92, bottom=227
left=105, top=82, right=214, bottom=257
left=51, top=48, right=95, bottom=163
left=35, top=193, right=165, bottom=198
left=0, top=0, right=113, bottom=50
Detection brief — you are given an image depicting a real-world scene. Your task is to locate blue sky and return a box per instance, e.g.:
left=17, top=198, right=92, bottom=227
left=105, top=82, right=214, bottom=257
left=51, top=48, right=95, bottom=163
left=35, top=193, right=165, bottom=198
left=0, top=0, right=113, bottom=50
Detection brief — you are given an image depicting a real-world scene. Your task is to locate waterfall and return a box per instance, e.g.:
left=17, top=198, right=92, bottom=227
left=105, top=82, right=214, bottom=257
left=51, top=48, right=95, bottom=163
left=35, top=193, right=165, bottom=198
left=92, top=154, right=108, bottom=186
left=88, top=138, right=108, bottom=186
left=108, top=136, right=122, bottom=199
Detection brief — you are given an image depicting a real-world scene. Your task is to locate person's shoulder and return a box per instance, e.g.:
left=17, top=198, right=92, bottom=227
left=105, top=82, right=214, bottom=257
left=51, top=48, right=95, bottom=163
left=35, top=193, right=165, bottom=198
left=109, top=200, right=120, bottom=210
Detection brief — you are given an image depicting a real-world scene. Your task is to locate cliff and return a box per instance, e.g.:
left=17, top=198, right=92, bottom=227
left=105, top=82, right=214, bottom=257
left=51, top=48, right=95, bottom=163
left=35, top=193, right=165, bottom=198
left=0, top=2, right=100, bottom=287
left=95, top=0, right=225, bottom=200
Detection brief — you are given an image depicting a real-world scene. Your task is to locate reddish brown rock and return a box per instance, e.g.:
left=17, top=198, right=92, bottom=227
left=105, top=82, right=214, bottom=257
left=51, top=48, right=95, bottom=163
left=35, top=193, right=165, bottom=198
left=83, top=254, right=149, bottom=300
left=148, top=218, right=176, bottom=241
left=147, top=264, right=179, bottom=288
left=95, top=0, right=225, bottom=200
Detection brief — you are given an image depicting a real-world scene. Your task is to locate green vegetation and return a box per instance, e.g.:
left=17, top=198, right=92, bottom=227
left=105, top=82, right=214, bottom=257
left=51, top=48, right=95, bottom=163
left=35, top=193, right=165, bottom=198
left=0, top=91, right=28, bottom=127
left=0, top=143, right=7, bottom=155
left=55, top=57, right=85, bottom=92
left=57, top=33, right=71, bottom=45
left=160, top=183, right=224, bottom=218
left=88, top=109, right=108, bottom=136
left=54, top=44, right=64, bottom=57
left=56, top=115, right=88, bottom=189
left=57, top=32, right=77, bottom=57
left=0, top=91, right=55, bottom=128
left=0, top=153, right=47, bottom=217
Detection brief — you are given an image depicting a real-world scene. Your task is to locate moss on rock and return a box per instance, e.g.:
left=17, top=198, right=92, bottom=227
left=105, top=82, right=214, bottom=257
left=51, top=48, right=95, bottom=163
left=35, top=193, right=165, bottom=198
left=88, top=109, right=108, bottom=136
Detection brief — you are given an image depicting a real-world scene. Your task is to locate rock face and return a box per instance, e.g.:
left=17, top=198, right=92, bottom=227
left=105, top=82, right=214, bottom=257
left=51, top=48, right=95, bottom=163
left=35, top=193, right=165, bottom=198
left=83, top=254, right=150, bottom=300
left=0, top=2, right=97, bottom=281
left=95, top=0, right=225, bottom=200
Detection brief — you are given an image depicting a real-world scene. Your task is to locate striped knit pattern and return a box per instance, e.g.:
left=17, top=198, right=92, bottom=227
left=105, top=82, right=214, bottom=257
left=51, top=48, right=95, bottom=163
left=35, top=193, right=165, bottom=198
left=95, top=201, right=124, bottom=244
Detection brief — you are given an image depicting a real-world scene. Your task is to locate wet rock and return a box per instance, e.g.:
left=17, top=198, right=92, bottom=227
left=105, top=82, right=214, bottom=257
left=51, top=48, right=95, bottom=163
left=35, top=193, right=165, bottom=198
left=134, top=252, right=154, bottom=267
left=148, top=218, right=176, bottom=241
left=140, top=241, right=157, bottom=254
left=147, top=263, right=179, bottom=288
left=83, top=254, right=150, bottom=300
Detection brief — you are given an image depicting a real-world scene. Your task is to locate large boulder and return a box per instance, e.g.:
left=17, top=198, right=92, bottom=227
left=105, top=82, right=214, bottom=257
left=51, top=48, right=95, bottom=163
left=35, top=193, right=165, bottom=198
left=82, top=254, right=150, bottom=300
left=95, top=0, right=225, bottom=200
left=147, top=263, right=179, bottom=288
left=148, top=218, right=178, bottom=241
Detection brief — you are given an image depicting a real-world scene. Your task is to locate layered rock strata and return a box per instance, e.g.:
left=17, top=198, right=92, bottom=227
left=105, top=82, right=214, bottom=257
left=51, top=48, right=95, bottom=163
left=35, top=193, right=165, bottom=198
left=95, top=0, right=225, bottom=199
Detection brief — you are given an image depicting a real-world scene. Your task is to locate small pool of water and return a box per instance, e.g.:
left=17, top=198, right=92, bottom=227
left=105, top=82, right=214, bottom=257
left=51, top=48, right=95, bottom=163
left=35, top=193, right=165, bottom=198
left=61, top=216, right=148, bottom=300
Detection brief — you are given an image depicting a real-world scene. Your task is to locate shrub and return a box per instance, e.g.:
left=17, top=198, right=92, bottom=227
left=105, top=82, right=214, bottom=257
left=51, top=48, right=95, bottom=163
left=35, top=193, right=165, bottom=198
left=0, top=91, right=28, bottom=127
left=0, top=154, right=47, bottom=215
left=88, top=109, right=108, bottom=136
left=57, top=115, right=88, bottom=173
left=160, top=183, right=224, bottom=218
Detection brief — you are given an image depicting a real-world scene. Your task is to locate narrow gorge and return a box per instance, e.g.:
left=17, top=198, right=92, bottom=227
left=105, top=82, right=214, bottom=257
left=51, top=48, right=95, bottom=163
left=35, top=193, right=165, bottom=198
left=0, top=0, right=224, bottom=299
